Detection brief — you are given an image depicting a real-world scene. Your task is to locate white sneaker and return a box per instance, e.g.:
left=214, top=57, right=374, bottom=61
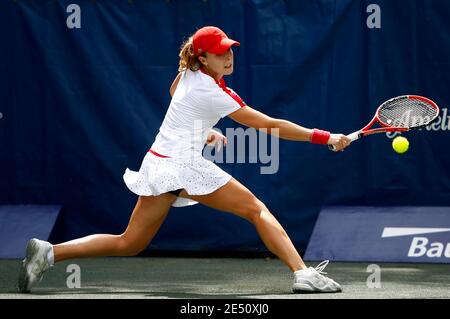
left=18, top=238, right=53, bottom=293
left=293, top=260, right=342, bottom=293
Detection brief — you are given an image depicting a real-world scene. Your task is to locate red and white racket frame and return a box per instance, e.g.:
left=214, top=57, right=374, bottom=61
left=330, top=95, right=440, bottom=151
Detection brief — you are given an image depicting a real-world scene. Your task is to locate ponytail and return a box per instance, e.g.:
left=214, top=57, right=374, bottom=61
left=178, top=36, right=203, bottom=72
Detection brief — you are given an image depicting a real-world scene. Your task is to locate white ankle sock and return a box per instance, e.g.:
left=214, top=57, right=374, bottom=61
left=47, top=246, right=54, bottom=266
left=295, top=268, right=311, bottom=275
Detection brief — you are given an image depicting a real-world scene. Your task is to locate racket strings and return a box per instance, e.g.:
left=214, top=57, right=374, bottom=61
left=378, top=98, right=438, bottom=128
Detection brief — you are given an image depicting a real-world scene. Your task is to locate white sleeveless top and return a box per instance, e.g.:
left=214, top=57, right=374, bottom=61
left=150, top=69, right=246, bottom=158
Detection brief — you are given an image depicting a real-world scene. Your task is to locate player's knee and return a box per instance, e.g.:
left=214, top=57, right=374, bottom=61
left=117, top=235, right=147, bottom=256
left=236, top=197, right=268, bottom=224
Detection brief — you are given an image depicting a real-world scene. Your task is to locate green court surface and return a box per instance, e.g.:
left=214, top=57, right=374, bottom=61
left=0, top=257, right=449, bottom=299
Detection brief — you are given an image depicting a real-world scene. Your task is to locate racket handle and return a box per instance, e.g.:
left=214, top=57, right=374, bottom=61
left=347, top=131, right=361, bottom=142
left=328, top=131, right=361, bottom=152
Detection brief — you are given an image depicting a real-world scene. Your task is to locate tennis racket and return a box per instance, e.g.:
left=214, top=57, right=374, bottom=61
left=329, top=95, right=440, bottom=151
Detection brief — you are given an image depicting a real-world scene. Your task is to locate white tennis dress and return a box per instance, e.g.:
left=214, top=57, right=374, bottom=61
left=123, top=69, right=246, bottom=207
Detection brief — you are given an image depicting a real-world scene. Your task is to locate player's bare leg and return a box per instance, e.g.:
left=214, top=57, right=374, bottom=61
left=179, top=178, right=342, bottom=293
left=180, top=178, right=305, bottom=272
left=18, top=194, right=175, bottom=292
left=53, top=194, right=175, bottom=261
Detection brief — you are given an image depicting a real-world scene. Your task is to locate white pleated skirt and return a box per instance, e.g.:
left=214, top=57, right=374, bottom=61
left=123, top=152, right=232, bottom=207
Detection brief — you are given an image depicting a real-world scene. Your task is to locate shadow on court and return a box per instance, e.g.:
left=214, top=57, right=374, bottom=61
left=0, top=257, right=449, bottom=299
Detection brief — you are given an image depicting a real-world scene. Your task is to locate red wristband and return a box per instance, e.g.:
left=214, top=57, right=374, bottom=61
left=310, top=128, right=331, bottom=145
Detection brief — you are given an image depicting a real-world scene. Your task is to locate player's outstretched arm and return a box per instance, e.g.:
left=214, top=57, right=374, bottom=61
left=228, top=105, right=351, bottom=151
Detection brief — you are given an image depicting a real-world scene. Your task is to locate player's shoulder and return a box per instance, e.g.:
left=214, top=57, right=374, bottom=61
left=185, top=69, right=222, bottom=95
left=185, top=69, right=211, bottom=83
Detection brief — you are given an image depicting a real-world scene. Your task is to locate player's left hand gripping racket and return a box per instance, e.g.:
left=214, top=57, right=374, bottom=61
left=329, top=95, right=440, bottom=151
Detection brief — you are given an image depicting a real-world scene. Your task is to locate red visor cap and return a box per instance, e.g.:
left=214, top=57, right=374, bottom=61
left=193, top=26, right=240, bottom=56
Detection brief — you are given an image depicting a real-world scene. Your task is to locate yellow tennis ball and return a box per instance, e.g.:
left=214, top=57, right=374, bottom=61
left=392, top=136, right=409, bottom=154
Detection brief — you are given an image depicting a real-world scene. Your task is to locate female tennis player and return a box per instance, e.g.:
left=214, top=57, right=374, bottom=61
left=18, top=26, right=351, bottom=294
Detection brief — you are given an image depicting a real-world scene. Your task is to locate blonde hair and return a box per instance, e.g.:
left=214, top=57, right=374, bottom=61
left=178, top=36, right=204, bottom=72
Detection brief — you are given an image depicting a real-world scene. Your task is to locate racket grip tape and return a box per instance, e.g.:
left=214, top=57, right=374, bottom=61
left=347, top=131, right=361, bottom=142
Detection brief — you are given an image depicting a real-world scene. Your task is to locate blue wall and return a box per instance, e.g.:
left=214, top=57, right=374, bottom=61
left=1, top=0, right=449, bottom=254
